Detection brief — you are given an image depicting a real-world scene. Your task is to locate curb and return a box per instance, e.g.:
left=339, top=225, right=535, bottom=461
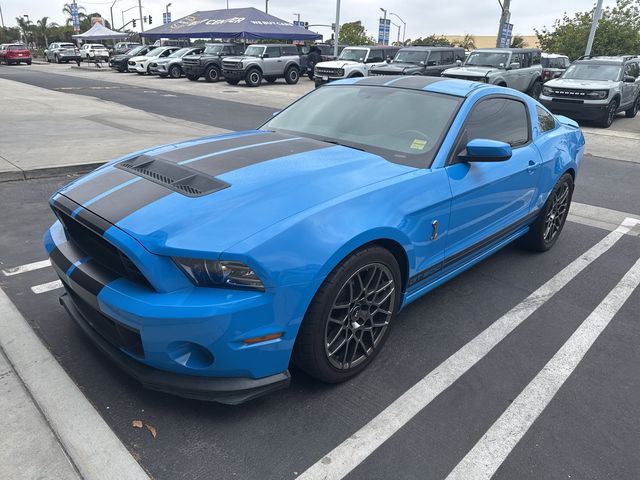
left=0, top=162, right=104, bottom=183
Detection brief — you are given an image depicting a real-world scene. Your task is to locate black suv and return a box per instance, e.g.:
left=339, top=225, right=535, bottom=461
left=370, top=46, right=465, bottom=76
left=109, top=45, right=156, bottom=72
left=182, top=43, right=245, bottom=82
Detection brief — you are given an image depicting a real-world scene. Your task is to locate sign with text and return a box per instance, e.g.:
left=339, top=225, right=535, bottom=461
left=163, top=12, right=172, bottom=24
left=498, top=23, right=513, bottom=48
left=377, top=18, right=391, bottom=45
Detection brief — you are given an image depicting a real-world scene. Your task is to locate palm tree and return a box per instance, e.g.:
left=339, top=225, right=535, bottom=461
left=15, top=16, right=32, bottom=45
left=36, top=17, right=58, bottom=48
left=62, top=3, right=87, bottom=26
left=458, top=33, right=476, bottom=51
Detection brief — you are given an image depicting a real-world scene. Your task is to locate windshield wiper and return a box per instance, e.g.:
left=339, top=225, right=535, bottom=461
left=323, top=140, right=364, bottom=152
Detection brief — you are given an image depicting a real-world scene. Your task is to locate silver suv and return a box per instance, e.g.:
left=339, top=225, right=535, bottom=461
left=222, top=44, right=301, bottom=87
left=540, top=56, right=640, bottom=128
left=442, top=48, right=543, bottom=98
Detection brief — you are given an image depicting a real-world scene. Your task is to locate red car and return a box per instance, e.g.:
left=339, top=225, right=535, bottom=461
left=0, top=44, right=32, bottom=65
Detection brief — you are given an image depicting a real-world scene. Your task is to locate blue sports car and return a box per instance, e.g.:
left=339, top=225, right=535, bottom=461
left=44, top=76, right=584, bottom=404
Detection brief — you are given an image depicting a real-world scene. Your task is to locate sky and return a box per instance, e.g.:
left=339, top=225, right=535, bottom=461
left=1, top=0, right=617, bottom=41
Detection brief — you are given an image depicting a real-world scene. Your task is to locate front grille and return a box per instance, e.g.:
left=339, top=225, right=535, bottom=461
left=53, top=205, right=151, bottom=287
left=222, top=61, right=243, bottom=69
left=315, top=67, right=344, bottom=77
left=549, top=88, right=590, bottom=98
left=67, top=288, right=144, bottom=358
left=370, top=70, right=398, bottom=76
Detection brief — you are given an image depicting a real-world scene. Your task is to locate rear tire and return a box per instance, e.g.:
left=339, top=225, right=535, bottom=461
left=26, top=60, right=31, bottom=65
left=519, top=173, right=573, bottom=252
left=284, top=66, right=300, bottom=84
left=528, top=80, right=542, bottom=100
left=625, top=95, right=640, bottom=118
left=55, top=54, right=60, bottom=64
left=245, top=68, right=262, bottom=87
left=204, top=65, right=221, bottom=83
left=293, top=246, right=401, bottom=383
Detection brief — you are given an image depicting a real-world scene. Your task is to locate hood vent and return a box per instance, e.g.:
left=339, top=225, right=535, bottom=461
left=117, top=155, right=229, bottom=197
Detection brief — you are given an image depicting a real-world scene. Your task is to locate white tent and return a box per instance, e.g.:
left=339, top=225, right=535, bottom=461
left=72, top=23, right=127, bottom=40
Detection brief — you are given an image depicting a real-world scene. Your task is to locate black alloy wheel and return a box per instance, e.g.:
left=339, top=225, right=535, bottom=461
left=284, top=66, right=300, bottom=84
left=600, top=99, right=618, bottom=128
left=529, top=80, right=542, bottom=100
left=169, top=64, right=182, bottom=79
left=245, top=68, right=262, bottom=87
left=625, top=95, right=640, bottom=118
left=293, top=246, right=401, bottom=382
left=204, top=65, right=221, bottom=83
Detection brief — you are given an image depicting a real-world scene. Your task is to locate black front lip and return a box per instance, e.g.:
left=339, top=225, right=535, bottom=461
left=59, top=292, right=291, bottom=405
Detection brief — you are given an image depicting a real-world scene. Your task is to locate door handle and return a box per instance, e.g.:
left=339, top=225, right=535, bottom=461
left=527, top=160, right=540, bottom=174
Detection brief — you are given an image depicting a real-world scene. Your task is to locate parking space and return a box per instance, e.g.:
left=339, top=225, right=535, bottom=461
left=0, top=148, right=638, bottom=478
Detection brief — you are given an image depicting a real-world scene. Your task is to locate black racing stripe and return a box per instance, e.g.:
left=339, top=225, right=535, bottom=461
left=384, top=76, right=448, bottom=90
left=190, top=137, right=330, bottom=177
left=63, top=169, right=136, bottom=205
left=69, top=259, right=117, bottom=297
left=51, top=194, right=78, bottom=218
left=157, top=132, right=285, bottom=163
left=81, top=178, right=171, bottom=225
left=49, top=246, right=75, bottom=274
left=55, top=195, right=114, bottom=236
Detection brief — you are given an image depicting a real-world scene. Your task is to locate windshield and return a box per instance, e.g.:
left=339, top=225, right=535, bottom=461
left=204, top=45, right=224, bottom=55
left=541, top=57, right=566, bottom=69
left=169, top=48, right=191, bottom=58
left=244, top=45, right=265, bottom=57
left=465, top=51, right=510, bottom=68
left=126, top=46, right=145, bottom=56
left=262, top=85, right=461, bottom=167
left=146, top=47, right=164, bottom=57
left=562, top=64, right=621, bottom=81
left=339, top=48, right=368, bottom=62
left=60, top=44, right=75, bottom=48
left=394, top=50, right=428, bottom=64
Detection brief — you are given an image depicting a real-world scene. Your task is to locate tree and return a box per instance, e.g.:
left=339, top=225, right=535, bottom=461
left=0, top=27, right=22, bottom=44
left=410, top=35, right=452, bottom=46
left=15, top=16, right=32, bottom=45
left=510, top=35, right=526, bottom=48
left=36, top=17, right=58, bottom=48
left=457, top=33, right=476, bottom=50
left=536, top=0, right=640, bottom=60
left=63, top=3, right=86, bottom=26
left=339, top=21, right=375, bottom=46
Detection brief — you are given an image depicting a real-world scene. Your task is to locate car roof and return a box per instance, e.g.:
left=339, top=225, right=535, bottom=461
left=574, top=57, right=628, bottom=66
left=542, top=53, right=568, bottom=58
left=474, top=48, right=540, bottom=53
left=402, top=46, right=463, bottom=51
left=331, top=75, right=493, bottom=98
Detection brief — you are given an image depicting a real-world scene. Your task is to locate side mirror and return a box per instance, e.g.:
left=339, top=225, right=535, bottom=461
left=261, top=53, right=269, bottom=58
left=623, top=75, right=636, bottom=83
left=386, top=56, right=392, bottom=63
left=509, top=62, right=520, bottom=70
left=458, top=139, right=512, bottom=163
left=456, top=59, right=462, bottom=66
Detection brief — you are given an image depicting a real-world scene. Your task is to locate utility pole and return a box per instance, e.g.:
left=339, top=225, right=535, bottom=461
left=391, top=21, right=400, bottom=44
left=137, top=0, right=145, bottom=44
left=585, top=0, right=604, bottom=57
left=0, top=2, right=5, bottom=29
left=495, top=0, right=511, bottom=48
left=265, top=0, right=269, bottom=14
left=333, top=0, right=341, bottom=58
left=390, top=12, right=406, bottom=43
left=110, top=0, right=117, bottom=29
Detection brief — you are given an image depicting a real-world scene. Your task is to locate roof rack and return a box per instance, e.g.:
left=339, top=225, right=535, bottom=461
left=577, top=54, right=637, bottom=61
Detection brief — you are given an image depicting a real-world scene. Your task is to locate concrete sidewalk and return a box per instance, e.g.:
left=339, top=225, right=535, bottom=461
left=0, top=77, right=228, bottom=182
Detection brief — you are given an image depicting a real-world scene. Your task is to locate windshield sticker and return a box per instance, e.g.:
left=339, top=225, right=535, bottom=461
left=410, top=139, right=427, bottom=150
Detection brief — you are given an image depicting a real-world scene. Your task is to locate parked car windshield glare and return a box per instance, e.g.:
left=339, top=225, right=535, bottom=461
left=262, top=85, right=461, bottom=167
left=394, top=50, right=428, bottom=64
left=562, top=64, right=621, bottom=81
left=204, top=45, right=224, bottom=55
left=145, top=47, right=165, bottom=57
left=244, top=45, right=265, bottom=57
left=125, top=46, right=145, bottom=56
left=169, top=48, right=191, bottom=58
left=338, top=48, right=368, bottom=62
left=465, top=52, right=510, bottom=68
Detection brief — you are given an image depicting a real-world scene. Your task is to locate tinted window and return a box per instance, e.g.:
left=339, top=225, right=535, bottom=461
left=441, top=50, right=454, bottom=64
left=624, top=62, right=639, bottom=78
left=282, top=46, right=298, bottom=56
left=455, top=50, right=465, bottom=62
left=367, top=50, right=384, bottom=63
left=460, top=98, right=529, bottom=150
left=265, top=46, right=281, bottom=58
left=511, top=53, right=522, bottom=67
left=427, top=51, right=441, bottom=66
left=536, top=106, right=556, bottom=133
left=532, top=51, right=541, bottom=65
left=521, top=53, right=531, bottom=68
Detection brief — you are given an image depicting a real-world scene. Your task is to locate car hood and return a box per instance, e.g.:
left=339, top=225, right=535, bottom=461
left=58, top=131, right=414, bottom=255
left=372, top=62, right=416, bottom=72
left=545, top=78, right=615, bottom=89
left=443, top=66, right=497, bottom=77
left=316, top=60, right=361, bottom=69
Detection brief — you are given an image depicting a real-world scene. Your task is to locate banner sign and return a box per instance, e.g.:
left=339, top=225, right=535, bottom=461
left=377, top=18, right=390, bottom=45
left=71, top=2, right=80, bottom=33
left=498, top=23, right=513, bottom=48
left=163, top=12, right=172, bottom=24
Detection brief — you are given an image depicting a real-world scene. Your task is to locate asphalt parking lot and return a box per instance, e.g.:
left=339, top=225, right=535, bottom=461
left=1, top=63, right=640, bottom=479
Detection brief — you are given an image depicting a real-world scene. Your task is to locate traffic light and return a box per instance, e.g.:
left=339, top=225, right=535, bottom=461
left=132, top=19, right=136, bottom=27
left=148, top=15, right=152, bottom=24
left=304, top=21, right=309, bottom=29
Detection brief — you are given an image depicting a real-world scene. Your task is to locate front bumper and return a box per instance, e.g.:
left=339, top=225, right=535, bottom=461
left=149, top=64, right=168, bottom=75
left=314, top=75, right=344, bottom=87
left=222, top=69, right=246, bottom=80
left=539, top=96, right=609, bottom=120
left=129, top=63, right=148, bottom=73
left=182, top=65, right=205, bottom=76
left=60, top=292, right=290, bottom=404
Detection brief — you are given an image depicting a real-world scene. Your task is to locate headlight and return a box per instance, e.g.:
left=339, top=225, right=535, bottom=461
left=542, top=86, right=553, bottom=96
left=173, top=258, right=265, bottom=291
left=586, top=90, right=608, bottom=100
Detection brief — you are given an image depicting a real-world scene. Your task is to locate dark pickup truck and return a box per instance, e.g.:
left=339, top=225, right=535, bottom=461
left=182, top=43, right=245, bottom=82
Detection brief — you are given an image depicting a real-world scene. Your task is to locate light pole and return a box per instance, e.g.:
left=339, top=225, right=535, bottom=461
left=0, top=2, right=5, bottom=28
left=265, top=0, right=269, bottom=14
left=391, top=21, right=400, bottom=44
left=121, top=5, right=138, bottom=30
left=293, top=13, right=300, bottom=23
left=496, top=0, right=511, bottom=48
left=379, top=7, right=387, bottom=45
left=23, top=14, right=30, bottom=46
left=333, top=0, right=341, bottom=58
left=137, top=0, right=145, bottom=44
left=110, top=0, right=117, bottom=29
left=390, top=12, right=405, bottom=43
left=165, top=2, right=171, bottom=23
left=585, top=0, right=604, bottom=57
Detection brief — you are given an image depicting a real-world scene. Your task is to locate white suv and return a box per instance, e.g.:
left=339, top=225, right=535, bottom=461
left=314, top=46, right=400, bottom=87
left=127, top=46, right=180, bottom=74
left=78, top=43, right=109, bottom=62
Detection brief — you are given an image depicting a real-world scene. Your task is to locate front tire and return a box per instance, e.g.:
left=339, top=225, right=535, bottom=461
left=284, top=66, right=300, bottom=84
left=528, top=80, right=542, bottom=100
left=520, top=173, right=573, bottom=252
left=293, top=246, right=401, bottom=383
left=168, top=64, right=182, bottom=79
left=599, top=99, right=618, bottom=128
left=625, top=95, right=640, bottom=118
left=245, top=68, right=262, bottom=87
left=204, top=65, right=221, bottom=83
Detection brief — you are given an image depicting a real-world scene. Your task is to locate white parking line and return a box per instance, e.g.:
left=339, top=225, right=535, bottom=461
left=30, top=280, right=63, bottom=294
left=446, top=254, right=640, bottom=480
left=297, top=217, right=640, bottom=480
left=2, top=259, right=51, bottom=276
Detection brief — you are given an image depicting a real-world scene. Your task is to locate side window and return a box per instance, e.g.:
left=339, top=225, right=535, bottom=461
left=159, top=49, right=172, bottom=57
left=441, top=50, right=454, bottom=65
left=427, top=51, right=442, bottom=66
left=283, top=45, right=298, bottom=56
left=521, top=53, right=531, bottom=68
left=457, top=98, right=530, bottom=156
left=536, top=106, right=556, bottom=133
left=265, top=46, right=280, bottom=58
left=455, top=50, right=465, bottom=62
left=564, top=58, right=571, bottom=68
left=510, top=53, right=522, bottom=67
left=367, top=50, right=384, bottom=63
left=625, top=62, right=639, bottom=78
left=532, top=51, right=541, bottom=65
left=384, top=49, right=398, bottom=60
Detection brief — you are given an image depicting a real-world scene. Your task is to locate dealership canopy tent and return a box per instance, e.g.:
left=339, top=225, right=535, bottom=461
left=72, top=22, right=128, bottom=40
left=141, top=7, right=322, bottom=40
